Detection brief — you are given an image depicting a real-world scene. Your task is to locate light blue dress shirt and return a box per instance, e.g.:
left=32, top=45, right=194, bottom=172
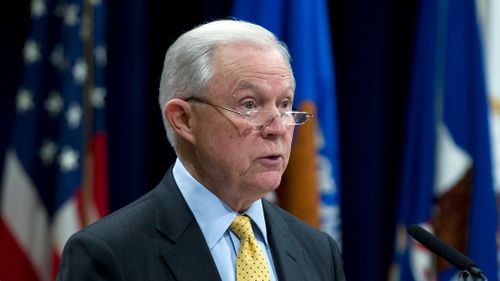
left=173, top=158, right=278, bottom=281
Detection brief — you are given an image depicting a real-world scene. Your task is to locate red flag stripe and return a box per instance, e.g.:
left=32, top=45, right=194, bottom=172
left=92, top=132, right=108, bottom=217
left=0, top=219, right=40, bottom=281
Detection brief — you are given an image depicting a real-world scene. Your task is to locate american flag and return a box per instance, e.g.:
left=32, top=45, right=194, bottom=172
left=0, top=0, right=108, bottom=280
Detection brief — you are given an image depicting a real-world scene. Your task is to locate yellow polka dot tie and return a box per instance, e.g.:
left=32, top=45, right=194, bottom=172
left=230, top=215, right=271, bottom=281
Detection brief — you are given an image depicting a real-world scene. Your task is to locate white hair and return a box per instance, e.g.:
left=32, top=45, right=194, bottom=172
left=158, top=19, right=294, bottom=147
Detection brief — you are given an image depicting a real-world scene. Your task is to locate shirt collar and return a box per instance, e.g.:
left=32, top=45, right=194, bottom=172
left=172, top=158, right=269, bottom=249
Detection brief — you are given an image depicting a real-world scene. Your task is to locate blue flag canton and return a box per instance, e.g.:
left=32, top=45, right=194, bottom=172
left=12, top=0, right=107, bottom=217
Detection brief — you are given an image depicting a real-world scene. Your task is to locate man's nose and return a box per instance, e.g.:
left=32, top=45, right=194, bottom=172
left=261, top=113, right=289, bottom=137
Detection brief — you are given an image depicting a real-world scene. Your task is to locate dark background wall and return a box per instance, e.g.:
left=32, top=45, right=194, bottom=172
left=0, top=0, right=419, bottom=280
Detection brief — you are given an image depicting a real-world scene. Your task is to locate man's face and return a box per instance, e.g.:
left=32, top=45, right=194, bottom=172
left=189, top=44, right=295, bottom=211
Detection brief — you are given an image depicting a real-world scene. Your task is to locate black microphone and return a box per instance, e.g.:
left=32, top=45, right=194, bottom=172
left=407, top=224, right=484, bottom=278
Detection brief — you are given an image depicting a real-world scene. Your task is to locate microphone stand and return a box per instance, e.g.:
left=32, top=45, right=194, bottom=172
left=407, top=225, right=489, bottom=281
left=458, top=269, right=488, bottom=281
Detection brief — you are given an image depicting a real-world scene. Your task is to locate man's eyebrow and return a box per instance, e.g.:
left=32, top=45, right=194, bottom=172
left=235, top=81, right=259, bottom=91
left=235, top=81, right=294, bottom=92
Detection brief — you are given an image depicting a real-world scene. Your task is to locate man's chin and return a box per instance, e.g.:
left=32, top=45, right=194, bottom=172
left=253, top=172, right=282, bottom=192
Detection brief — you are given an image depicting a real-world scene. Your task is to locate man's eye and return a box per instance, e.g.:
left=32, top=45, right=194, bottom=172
left=243, top=101, right=256, bottom=109
left=280, top=100, right=291, bottom=109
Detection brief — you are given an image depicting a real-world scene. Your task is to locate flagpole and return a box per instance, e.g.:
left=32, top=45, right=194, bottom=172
left=81, top=0, right=94, bottom=227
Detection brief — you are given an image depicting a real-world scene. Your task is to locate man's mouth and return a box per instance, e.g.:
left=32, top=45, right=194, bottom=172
left=257, top=154, right=283, bottom=165
left=265, top=155, right=280, bottom=160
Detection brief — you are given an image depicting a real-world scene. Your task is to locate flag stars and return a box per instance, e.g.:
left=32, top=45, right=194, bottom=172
left=72, top=59, right=87, bottom=84
left=66, top=103, right=82, bottom=129
left=92, top=87, right=106, bottom=108
left=50, top=45, right=66, bottom=70
left=63, top=4, right=80, bottom=26
left=58, top=146, right=79, bottom=172
left=45, top=91, right=64, bottom=117
left=39, top=140, right=58, bottom=166
left=23, top=40, right=41, bottom=64
left=31, top=0, right=47, bottom=18
left=94, top=45, right=107, bottom=66
left=88, top=0, right=102, bottom=6
left=16, top=89, right=35, bottom=113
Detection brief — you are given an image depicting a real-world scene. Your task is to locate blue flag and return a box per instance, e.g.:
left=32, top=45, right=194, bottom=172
left=390, top=0, right=498, bottom=280
left=232, top=0, right=341, bottom=241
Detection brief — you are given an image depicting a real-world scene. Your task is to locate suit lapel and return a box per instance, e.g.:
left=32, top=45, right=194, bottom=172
left=160, top=222, right=222, bottom=281
left=153, top=169, right=222, bottom=281
left=263, top=201, right=304, bottom=281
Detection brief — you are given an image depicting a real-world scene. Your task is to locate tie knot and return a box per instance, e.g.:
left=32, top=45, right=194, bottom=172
left=230, top=215, right=254, bottom=240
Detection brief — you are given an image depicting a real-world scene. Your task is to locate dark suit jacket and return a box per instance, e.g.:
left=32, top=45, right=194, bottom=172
left=57, top=167, right=346, bottom=281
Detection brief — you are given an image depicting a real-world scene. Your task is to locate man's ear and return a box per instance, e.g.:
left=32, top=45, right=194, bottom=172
left=164, top=99, right=196, bottom=144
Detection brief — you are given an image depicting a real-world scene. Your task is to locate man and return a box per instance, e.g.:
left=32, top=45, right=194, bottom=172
left=57, top=19, right=346, bottom=281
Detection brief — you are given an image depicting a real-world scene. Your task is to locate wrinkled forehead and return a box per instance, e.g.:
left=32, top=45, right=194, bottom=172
left=210, top=43, right=295, bottom=87
left=214, top=43, right=292, bottom=71
left=205, top=45, right=295, bottom=103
